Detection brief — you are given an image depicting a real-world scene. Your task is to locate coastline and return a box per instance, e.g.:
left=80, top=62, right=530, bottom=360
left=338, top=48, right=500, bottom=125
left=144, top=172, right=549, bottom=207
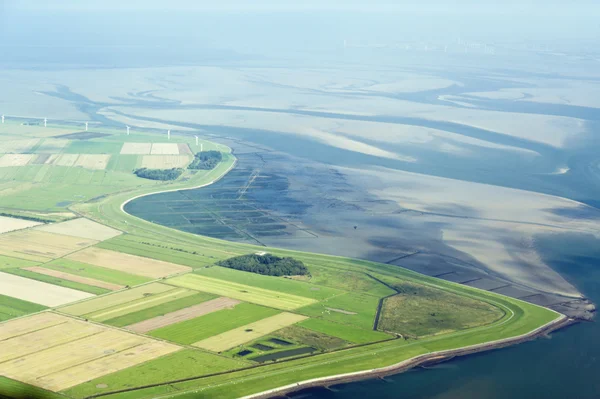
left=241, top=315, right=572, bottom=399
left=107, top=146, right=572, bottom=399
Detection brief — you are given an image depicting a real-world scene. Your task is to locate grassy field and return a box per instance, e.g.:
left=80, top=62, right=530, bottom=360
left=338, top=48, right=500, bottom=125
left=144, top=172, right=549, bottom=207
left=149, top=303, right=279, bottom=345
left=193, top=312, right=308, bottom=352
left=167, top=273, right=317, bottom=310
left=273, top=325, right=348, bottom=351
left=298, top=318, right=392, bottom=344
left=3, top=268, right=110, bottom=295
left=0, top=294, right=46, bottom=322
left=44, top=259, right=150, bottom=287
left=63, top=349, right=250, bottom=398
left=194, top=266, right=344, bottom=301
left=104, top=292, right=216, bottom=327
left=0, top=376, right=65, bottom=399
left=58, top=283, right=175, bottom=316
left=297, top=292, right=382, bottom=330
left=0, top=254, right=40, bottom=269
left=378, top=281, right=505, bottom=337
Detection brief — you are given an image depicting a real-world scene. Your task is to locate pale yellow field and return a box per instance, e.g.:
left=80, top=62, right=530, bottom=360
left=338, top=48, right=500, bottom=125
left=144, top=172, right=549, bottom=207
left=66, top=247, right=191, bottom=278
left=120, top=142, right=152, bottom=154
left=0, top=154, right=35, bottom=167
left=35, top=217, right=122, bottom=241
left=48, top=153, right=79, bottom=167
left=38, top=341, right=180, bottom=391
left=141, top=155, right=191, bottom=169
left=74, top=154, right=111, bottom=170
left=150, top=143, right=180, bottom=155
left=0, top=312, right=65, bottom=341
left=59, top=283, right=175, bottom=316
left=0, top=139, right=39, bottom=153
left=87, top=288, right=195, bottom=322
left=194, top=312, right=308, bottom=352
left=23, top=266, right=124, bottom=291
left=0, top=313, right=180, bottom=391
left=0, top=272, right=95, bottom=306
left=0, top=319, right=103, bottom=363
left=0, top=230, right=98, bottom=262
left=0, top=215, right=41, bottom=234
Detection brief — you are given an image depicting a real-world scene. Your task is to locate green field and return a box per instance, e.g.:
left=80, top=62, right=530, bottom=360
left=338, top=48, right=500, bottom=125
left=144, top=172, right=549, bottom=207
left=44, top=258, right=150, bottom=287
left=0, top=294, right=46, bottom=322
left=150, top=303, right=279, bottom=345
left=3, top=268, right=109, bottom=295
left=58, top=282, right=175, bottom=316
left=104, top=291, right=217, bottom=327
left=378, top=281, right=505, bottom=337
left=167, top=273, right=317, bottom=310
left=297, top=292, right=382, bottom=330
left=63, top=349, right=250, bottom=398
left=273, top=325, right=348, bottom=351
left=194, top=266, right=344, bottom=301
left=0, top=254, right=40, bottom=269
left=298, top=318, right=392, bottom=344
left=85, top=288, right=196, bottom=322
left=0, top=376, right=64, bottom=399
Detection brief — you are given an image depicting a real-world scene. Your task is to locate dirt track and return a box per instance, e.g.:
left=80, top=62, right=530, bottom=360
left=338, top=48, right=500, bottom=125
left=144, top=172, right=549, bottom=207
left=126, top=297, right=240, bottom=333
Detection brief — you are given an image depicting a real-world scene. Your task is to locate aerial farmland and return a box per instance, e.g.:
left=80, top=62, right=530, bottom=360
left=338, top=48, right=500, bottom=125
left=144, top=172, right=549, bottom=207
left=0, top=120, right=562, bottom=399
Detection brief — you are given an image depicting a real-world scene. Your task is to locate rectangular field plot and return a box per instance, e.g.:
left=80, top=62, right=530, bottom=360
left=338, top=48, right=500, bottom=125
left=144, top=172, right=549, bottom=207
left=59, top=283, right=175, bottom=316
left=167, top=274, right=317, bottom=310
left=0, top=154, right=35, bottom=167
left=194, top=312, right=308, bottom=352
left=0, top=216, right=41, bottom=234
left=0, top=313, right=180, bottom=392
left=194, top=266, right=343, bottom=301
left=141, top=155, right=191, bottom=169
left=296, top=292, right=381, bottom=330
left=73, top=154, right=111, bottom=170
left=0, top=230, right=98, bottom=262
left=0, top=139, right=39, bottom=153
left=127, top=297, right=240, bottom=333
left=63, top=349, right=249, bottom=398
left=23, top=266, right=124, bottom=291
left=66, top=247, right=191, bottom=278
left=0, top=272, right=94, bottom=307
left=150, top=303, right=278, bottom=345
left=120, top=142, right=153, bottom=155
left=34, top=218, right=122, bottom=241
left=150, top=143, right=180, bottom=155
left=34, top=139, right=70, bottom=153
left=85, top=288, right=195, bottom=323
left=46, top=153, right=78, bottom=167
left=298, top=318, right=392, bottom=344
left=0, top=294, right=46, bottom=322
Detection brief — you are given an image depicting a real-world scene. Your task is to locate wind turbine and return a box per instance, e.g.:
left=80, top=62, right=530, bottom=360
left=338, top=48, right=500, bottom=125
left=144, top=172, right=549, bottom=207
left=200, top=143, right=203, bottom=152
left=85, top=122, right=89, bottom=131
left=195, top=136, right=199, bottom=146
left=44, top=118, right=47, bottom=127
left=1, top=115, right=4, bottom=124
left=126, top=126, right=130, bottom=135
left=167, top=129, right=171, bottom=140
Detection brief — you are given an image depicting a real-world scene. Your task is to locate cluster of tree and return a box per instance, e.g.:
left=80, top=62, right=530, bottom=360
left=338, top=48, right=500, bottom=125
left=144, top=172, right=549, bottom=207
left=134, top=168, right=183, bottom=181
left=0, top=212, right=51, bottom=223
left=188, top=150, right=222, bottom=170
left=217, top=253, right=309, bottom=277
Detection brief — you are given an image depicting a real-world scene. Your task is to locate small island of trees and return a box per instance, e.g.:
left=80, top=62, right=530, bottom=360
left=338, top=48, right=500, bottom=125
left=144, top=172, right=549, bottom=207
left=188, top=150, right=222, bottom=170
left=216, top=253, right=310, bottom=277
left=134, top=168, right=184, bottom=181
